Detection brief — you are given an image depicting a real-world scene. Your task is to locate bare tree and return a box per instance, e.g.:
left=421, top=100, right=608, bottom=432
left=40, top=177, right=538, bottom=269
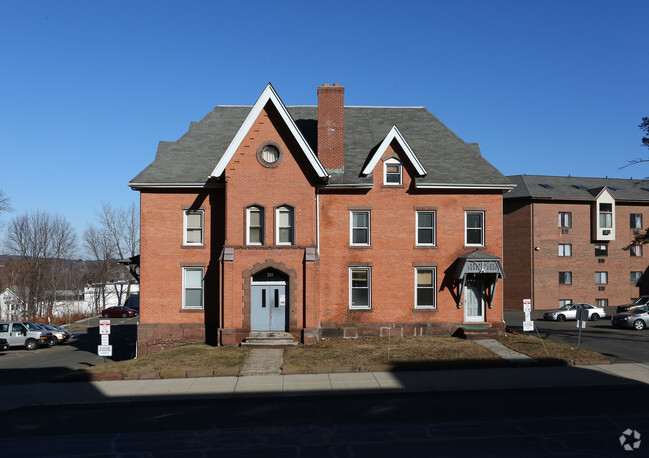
left=0, top=189, right=10, bottom=215
left=84, top=203, right=140, bottom=310
left=3, top=211, right=77, bottom=317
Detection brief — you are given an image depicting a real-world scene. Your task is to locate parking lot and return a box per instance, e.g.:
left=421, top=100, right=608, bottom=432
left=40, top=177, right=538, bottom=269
left=504, top=308, right=649, bottom=364
left=0, top=316, right=138, bottom=384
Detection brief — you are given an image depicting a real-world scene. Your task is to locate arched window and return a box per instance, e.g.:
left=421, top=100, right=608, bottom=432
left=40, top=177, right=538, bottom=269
left=383, top=158, right=402, bottom=185
left=276, top=206, right=294, bottom=245
left=247, top=206, right=264, bottom=245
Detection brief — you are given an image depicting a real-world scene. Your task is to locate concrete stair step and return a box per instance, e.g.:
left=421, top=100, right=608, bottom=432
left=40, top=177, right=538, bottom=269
left=240, top=331, right=298, bottom=347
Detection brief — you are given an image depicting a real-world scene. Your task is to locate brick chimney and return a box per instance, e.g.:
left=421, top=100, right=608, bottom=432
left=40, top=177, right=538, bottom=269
left=317, top=83, right=344, bottom=170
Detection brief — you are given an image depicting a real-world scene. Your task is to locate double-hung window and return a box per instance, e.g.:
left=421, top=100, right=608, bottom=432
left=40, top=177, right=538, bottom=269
left=630, top=245, right=643, bottom=257
left=349, top=267, right=371, bottom=309
left=599, top=203, right=613, bottom=228
left=559, top=271, right=572, bottom=285
left=465, top=211, right=484, bottom=246
left=247, top=206, right=264, bottom=245
left=416, top=211, right=436, bottom=246
left=595, top=271, right=608, bottom=285
left=276, top=206, right=294, bottom=245
left=350, top=211, right=370, bottom=246
left=558, top=212, right=572, bottom=228
left=631, top=214, right=643, bottom=229
left=184, top=210, right=203, bottom=245
left=415, top=267, right=436, bottom=309
left=384, top=158, right=402, bottom=185
left=558, top=244, right=571, bottom=256
left=595, top=244, right=608, bottom=256
left=183, top=267, right=204, bottom=309
left=631, top=271, right=642, bottom=284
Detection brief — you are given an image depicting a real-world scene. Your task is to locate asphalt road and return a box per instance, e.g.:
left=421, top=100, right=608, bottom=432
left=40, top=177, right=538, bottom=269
left=0, top=316, right=138, bottom=384
left=1, top=385, right=646, bottom=456
left=504, top=309, right=649, bottom=363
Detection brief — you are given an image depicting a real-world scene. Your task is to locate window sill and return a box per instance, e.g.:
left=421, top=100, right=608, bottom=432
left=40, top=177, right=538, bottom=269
left=463, top=245, right=485, bottom=250
left=414, top=245, right=437, bottom=249
left=381, top=184, right=405, bottom=189
left=181, top=244, right=205, bottom=249
left=348, top=307, right=372, bottom=312
left=413, top=308, right=437, bottom=312
left=180, top=308, right=204, bottom=313
left=349, top=245, right=372, bottom=249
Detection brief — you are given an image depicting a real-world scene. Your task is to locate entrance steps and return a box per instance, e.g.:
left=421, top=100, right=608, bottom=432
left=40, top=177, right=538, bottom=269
left=240, top=331, right=298, bottom=347
left=455, top=324, right=501, bottom=340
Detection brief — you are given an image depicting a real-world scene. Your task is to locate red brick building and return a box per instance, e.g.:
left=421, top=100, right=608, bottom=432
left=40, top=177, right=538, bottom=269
left=129, top=83, right=513, bottom=355
left=504, top=175, right=649, bottom=310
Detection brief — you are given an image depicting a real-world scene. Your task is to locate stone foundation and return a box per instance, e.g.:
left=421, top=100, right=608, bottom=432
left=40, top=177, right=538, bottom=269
left=137, top=323, right=206, bottom=357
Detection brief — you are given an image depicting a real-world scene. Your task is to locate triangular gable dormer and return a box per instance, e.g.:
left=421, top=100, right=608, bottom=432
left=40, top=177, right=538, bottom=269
left=210, top=83, right=329, bottom=180
left=360, top=126, right=427, bottom=181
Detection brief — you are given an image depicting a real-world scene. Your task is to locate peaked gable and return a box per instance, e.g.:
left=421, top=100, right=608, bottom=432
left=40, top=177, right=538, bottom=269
left=360, top=126, right=427, bottom=178
left=210, top=83, right=328, bottom=180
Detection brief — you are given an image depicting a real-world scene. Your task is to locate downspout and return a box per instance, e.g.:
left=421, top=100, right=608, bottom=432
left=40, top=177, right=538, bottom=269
left=316, top=193, right=320, bottom=257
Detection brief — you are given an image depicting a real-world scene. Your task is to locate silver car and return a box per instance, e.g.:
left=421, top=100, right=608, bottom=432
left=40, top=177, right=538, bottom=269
left=611, top=306, right=649, bottom=330
left=543, top=303, right=606, bottom=322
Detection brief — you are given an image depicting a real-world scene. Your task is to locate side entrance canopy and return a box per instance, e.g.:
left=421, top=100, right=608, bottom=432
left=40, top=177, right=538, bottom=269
left=453, top=251, right=505, bottom=309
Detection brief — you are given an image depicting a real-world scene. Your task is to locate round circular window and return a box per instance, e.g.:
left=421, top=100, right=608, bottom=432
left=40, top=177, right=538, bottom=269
left=257, top=143, right=282, bottom=167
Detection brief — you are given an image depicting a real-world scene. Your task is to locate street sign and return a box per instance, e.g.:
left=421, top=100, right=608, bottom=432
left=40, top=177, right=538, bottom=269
left=576, top=308, right=588, bottom=328
left=98, top=345, right=112, bottom=357
left=523, top=320, right=534, bottom=331
left=99, top=320, right=111, bottom=335
left=101, top=334, right=109, bottom=346
left=523, top=299, right=532, bottom=312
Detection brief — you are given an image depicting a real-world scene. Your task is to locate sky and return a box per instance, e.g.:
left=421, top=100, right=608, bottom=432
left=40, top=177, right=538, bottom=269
left=0, top=0, right=647, bottom=256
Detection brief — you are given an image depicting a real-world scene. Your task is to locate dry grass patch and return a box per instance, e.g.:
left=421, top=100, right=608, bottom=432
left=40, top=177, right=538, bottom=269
left=284, top=337, right=502, bottom=369
left=499, top=334, right=607, bottom=362
left=86, top=343, right=249, bottom=373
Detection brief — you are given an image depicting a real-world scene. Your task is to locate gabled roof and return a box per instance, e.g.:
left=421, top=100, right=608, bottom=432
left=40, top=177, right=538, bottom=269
left=129, top=85, right=512, bottom=190
left=210, top=83, right=328, bottom=180
left=360, top=125, right=427, bottom=177
left=505, top=175, right=649, bottom=202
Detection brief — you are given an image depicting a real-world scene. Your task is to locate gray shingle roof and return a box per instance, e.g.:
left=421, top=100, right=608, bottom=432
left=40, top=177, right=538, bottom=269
left=505, top=175, right=649, bottom=202
left=129, top=104, right=510, bottom=188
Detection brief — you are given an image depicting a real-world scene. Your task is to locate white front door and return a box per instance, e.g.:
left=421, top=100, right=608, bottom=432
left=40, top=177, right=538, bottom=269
left=464, top=278, right=485, bottom=323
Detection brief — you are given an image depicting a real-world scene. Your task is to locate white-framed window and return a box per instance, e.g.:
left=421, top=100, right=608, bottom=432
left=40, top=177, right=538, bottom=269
left=558, top=244, right=572, bottom=256
left=558, top=212, right=572, bottom=228
left=595, top=271, right=608, bottom=285
left=247, top=206, right=264, bottom=245
left=383, top=158, right=402, bottom=185
left=559, top=299, right=572, bottom=308
left=275, top=206, right=294, bottom=245
left=349, top=267, right=371, bottom=309
left=599, top=203, right=613, bottom=228
left=630, top=245, right=643, bottom=257
left=415, top=267, right=436, bottom=309
left=183, top=267, right=204, bottom=309
left=631, top=213, right=643, bottom=229
left=416, top=211, right=436, bottom=246
left=631, top=271, right=642, bottom=284
left=350, top=211, right=370, bottom=246
left=184, top=210, right=204, bottom=245
left=595, top=298, right=608, bottom=308
left=595, top=244, right=608, bottom=256
left=559, top=271, right=572, bottom=285
left=465, top=211, right=484, bottom=246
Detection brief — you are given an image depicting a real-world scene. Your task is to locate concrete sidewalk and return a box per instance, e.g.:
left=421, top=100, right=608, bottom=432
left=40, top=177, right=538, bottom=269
left=2, top=361, right=649, bottom=412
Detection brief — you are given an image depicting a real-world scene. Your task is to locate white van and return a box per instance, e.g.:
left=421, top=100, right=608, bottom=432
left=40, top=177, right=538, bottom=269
left=0, top=321, right=54, bottom=350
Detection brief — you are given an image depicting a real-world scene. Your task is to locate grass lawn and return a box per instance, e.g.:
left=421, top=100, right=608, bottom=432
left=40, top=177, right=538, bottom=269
left=499, top=333, right=606, bottom=362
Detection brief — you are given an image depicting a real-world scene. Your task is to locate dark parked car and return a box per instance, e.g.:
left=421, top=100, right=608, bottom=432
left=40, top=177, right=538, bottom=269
left=0, top=337, right=8, bottom=351
left=612, top=305, right=649, bottom=330
left=101, top=306, right=138, bottom=318
left=616, top=297, right=649, bottom=314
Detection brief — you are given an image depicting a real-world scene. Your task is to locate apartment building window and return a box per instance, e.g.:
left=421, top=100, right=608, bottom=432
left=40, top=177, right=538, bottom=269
left=631, top=214, right=643, bottom=229
left=595, top=272, right=608, bottom=285
left=384, top=158, right=402, bottom=185
left=594, top=244, right=608, bottom=257
left=558, top=244, right=572, bottom=256
left=350, top=211, right=370, bottom=246
left=349, top=267, right=371, bottom=309
left=247, top=206, right=264, bottom=245
left=415, top=267, right=436, bottom=309
left=558, top=212, right=572, bottom=228
left=599, top=203, right=613, bottom=228
left=183, top=267, right=204, bottom=309
left=275, top=206, right=294, bottom=245
left=559, top=272, right=572, bottom=285
left=559, top=299, right=572, bottom=307
left=184, top=210, right=204, bottom=245
left=631, top=271, right=642, bottom=284
left=595, top=299, right=608, bottom=308
left=465, top=211, right=484, bottom=246
left=630, top=245, right=643, bottom=257
left=416, top=211, right=436, bottom=246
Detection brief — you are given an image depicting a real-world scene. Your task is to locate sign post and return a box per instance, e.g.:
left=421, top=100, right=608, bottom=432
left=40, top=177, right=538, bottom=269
left=98, top=319, right=112, bottom=361
left=575, top=306, right=588, bottom=348
left=523, top=299, right=534, bottom=331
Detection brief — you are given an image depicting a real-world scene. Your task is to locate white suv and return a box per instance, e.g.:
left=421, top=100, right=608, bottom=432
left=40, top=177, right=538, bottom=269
left=0, top=321, right=54, bottom=350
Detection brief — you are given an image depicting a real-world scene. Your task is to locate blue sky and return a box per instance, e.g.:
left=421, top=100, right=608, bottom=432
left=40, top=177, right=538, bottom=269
left=0, top=0, right=647, bottom=254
